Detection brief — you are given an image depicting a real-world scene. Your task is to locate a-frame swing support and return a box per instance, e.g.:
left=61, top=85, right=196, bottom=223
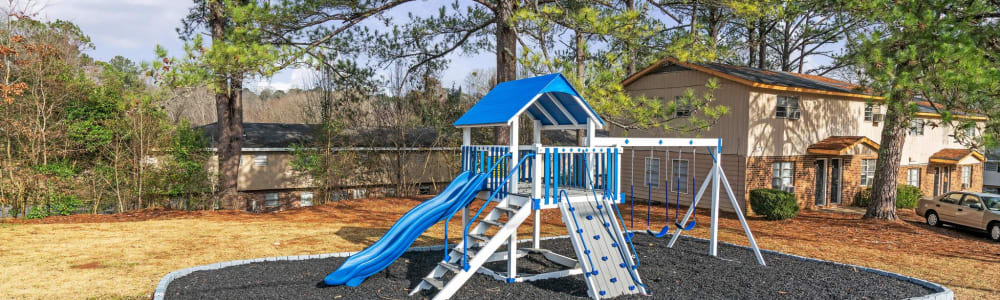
left=590, top=137, right=766, bottom=266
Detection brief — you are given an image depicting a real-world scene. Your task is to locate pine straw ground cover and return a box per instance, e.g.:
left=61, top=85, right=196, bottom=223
left=0, top=198, right=997, bottom=299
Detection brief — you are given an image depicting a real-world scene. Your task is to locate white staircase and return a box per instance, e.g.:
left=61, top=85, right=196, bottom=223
left=410, top=196, right=533, bottom=300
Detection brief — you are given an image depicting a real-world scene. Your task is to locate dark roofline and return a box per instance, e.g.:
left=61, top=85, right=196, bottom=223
left=622, top=57, right=880, bottom=100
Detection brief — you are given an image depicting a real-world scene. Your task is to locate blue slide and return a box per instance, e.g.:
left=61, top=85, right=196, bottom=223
left=324, top=170, right=487, bottom=287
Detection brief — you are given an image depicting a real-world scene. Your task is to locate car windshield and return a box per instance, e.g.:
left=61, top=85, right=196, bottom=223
left=984, top=197, right=1000, bottom=211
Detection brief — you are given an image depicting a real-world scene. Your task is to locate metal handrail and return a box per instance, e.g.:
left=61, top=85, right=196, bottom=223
left=461, top=152, right=536, bottom=271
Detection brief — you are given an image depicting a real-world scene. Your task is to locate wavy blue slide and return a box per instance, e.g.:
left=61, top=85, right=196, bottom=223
left=324, top=170, right=487, bottom=287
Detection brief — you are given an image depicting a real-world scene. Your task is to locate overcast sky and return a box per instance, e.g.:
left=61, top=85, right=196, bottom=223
left=38, top=0, right=490, bottom=91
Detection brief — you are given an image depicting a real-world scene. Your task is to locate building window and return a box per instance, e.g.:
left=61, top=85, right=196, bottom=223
left=962, top=126, right=975, bottom=138
left=674, top=96, right=692, bottom=117
left=864, top=104, right=873, bottom=121
left=907, top=168, right=921, bottom=187
left=644, top=157, right=660, bottom=188
left=265, top=193, right=279, bottom=207
left=300, top=192, right=314, bottom=207
left=771, top=162, right=794, bottom=193
left=961, top=166, right=971, bottom=189
left=775, top=96, right=801, bottom=119
left=672, top=159, right=689, bottom=193
left=861, top=159, right=876, bottom=186
left=254, top=154, right=268, bottom=167
left=909, top=120, right=924, bottom=136
left=986, top=161, right=999, bottom=173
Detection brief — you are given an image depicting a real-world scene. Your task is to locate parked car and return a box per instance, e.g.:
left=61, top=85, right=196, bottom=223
left=916, top=191, right=1000, bottom=241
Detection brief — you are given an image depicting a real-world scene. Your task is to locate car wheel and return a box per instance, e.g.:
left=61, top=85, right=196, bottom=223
left=926, top=211, right=942, bottom=227
left=990, top=223, right=1000, bottom=242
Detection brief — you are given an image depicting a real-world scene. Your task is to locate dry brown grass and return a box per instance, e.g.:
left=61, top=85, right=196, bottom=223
left=1, top=199, right=997, bottom=299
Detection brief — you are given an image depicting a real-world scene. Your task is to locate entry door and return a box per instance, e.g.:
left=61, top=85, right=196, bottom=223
left=933, top=167, right=941, bottom=196
left=815, top=159, right=827, bottom=206
left=830, top=159, right=842, bottom=204
left=943, top=167, right=952, bottom=193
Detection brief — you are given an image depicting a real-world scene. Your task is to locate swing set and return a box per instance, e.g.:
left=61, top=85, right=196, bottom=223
left=631, top=147, right=698, bottom=238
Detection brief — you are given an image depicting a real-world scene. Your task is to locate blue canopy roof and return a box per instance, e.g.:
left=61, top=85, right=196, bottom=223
left=453, top=73, right=605, bottom=128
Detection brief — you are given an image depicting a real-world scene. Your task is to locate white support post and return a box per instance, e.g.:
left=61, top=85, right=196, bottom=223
left=532, top=143, right=543, bottom=249
left=709, top=145, right=721, bottom=257
left=462, top=127, right=471, bottom=231
left=586, top=119, right=595, bottom=147
left=718, top=169, right=766, bottom=265
left=667, top=167, right=715, bottom=248
left=532, top=119, right=543, bottom=248
left=463, top=127, right=471, bottom=146
left=507, top=116, right=519, bottom=280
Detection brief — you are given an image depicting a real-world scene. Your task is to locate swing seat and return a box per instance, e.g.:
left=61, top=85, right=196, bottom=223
left=674, top=220, right=696, bottom=231
left=646, top=225, right=672, bottom=238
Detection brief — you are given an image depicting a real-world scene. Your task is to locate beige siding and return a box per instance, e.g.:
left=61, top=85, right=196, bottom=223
left=746, top=87, right=981, bottom=167
left=615, top=70, right=751, bottom=156
left=746, top=89, right=882, bottom=157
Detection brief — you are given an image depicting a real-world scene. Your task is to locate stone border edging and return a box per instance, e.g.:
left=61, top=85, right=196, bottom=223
left=153, top=234, right=951, bottom=300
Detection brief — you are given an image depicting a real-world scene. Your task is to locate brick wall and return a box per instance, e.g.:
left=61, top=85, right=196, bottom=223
left=746, top=154, right=875, bottom=211
left=904, top=163, right=985, bottom=199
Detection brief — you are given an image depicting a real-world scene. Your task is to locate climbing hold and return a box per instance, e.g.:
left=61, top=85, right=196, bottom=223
left=577, top=229, right=583, bottom=233
left=603, top=222, right=610, bottom=227
left=610, top=278, right=618, bottom=283
left=597, top=205, right=603, bottom=210
left=611, top=242, right=618, bottom=247
left=569, top=207, right=575, bottom=212
left=593, top=235, right=600, bottom=240
left=584, top=249, right=591, bottom=254
left=601, top=256, right=608, bottom=261
left=629, top=286, right=636, bottom=291
left=600, top=291, right=607, bottom=296
left=586, top=215, right=593, bottom=220
left=619, top=263, right=626, bottom=268
left=592, top=270, right=599, bottom=275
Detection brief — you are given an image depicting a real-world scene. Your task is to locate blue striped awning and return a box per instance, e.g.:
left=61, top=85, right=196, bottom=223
left=453, top=73, right=605, bottom=129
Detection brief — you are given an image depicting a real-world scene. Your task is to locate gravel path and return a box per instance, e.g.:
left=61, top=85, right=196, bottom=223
left=164, top=235, right=934, bottom=299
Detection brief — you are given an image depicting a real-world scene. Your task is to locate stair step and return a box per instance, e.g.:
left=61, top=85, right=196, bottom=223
left=455, top=248, right=477, bottom=257
left=437, top=261, right=460, bottom=273
left=482, top=219, right=504, bottom=227
left=425, top=277, right=444, bottom=289
left=469, top=234, right=490, bottom=242
left=495, top=206, right=518, bottom=214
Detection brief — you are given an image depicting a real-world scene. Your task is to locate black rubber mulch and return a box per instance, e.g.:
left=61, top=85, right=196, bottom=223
left=164, top=234, right=935, bottom=299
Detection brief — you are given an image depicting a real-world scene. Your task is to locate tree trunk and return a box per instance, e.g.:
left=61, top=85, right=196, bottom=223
left=757, top=23, right=767, bottom=69
left=494, top=0, right=517, bottom=146
left=864, top=101, right=908, bottom=220
left=495, top=0, right=517, bottom=83
left=575, top=31, right=585, bottom=82
left=209, top=1, right=242, bottom=210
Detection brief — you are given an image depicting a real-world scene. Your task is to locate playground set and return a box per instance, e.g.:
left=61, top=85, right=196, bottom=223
left=322, top=73, right=765, bottom=299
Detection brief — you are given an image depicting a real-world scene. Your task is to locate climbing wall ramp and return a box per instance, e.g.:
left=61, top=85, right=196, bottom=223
left=560, top=196, right=647, bottom=299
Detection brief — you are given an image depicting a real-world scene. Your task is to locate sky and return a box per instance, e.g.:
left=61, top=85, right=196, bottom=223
left=38, top=0, right=491, bottom=91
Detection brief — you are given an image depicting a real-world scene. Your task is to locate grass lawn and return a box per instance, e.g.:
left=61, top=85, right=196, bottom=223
left=1, top=198, right=997, bottom=299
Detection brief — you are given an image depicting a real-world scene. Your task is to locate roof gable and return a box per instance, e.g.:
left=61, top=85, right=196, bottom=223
left=453, top=73, right=605, bottom=128
left=929, top=149, right=984, bottom=164
left=806, top=136, right=879, bottom=155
